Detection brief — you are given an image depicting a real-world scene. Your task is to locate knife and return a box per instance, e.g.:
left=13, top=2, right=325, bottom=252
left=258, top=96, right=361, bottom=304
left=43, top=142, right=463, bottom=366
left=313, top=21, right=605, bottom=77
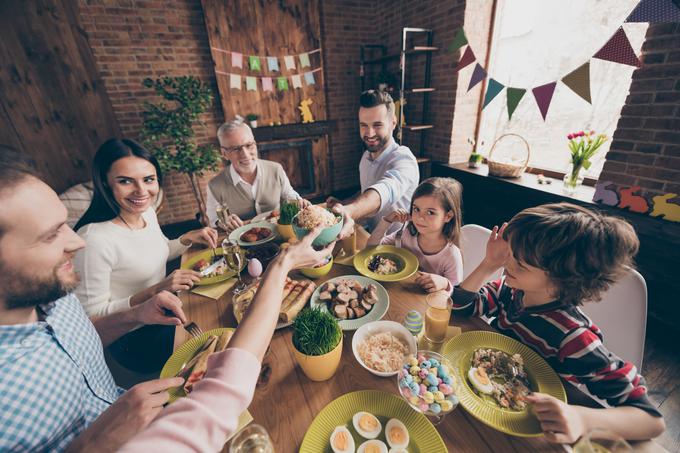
left=200, top=257, right=226, bottom=277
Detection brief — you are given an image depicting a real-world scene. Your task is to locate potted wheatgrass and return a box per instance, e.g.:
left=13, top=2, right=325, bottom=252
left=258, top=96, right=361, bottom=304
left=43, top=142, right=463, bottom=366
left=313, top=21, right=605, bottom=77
left=277, top=199, right=300, bottom=241
left=292, top=307, right=343, bottom=381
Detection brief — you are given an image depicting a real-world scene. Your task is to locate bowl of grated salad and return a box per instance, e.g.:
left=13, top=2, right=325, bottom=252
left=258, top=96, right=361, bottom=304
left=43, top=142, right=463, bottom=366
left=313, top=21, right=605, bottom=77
left=292, top=205, right=343, bottom=247
left=352, top=320, right=417, bottom=377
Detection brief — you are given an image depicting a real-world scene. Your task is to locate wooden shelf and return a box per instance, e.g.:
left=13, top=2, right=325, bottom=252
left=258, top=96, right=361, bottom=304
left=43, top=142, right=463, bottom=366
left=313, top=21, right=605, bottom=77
left=363, top=47, right=439, bottom=65
left=403, top=124, right=434, bottom=131
left=404, top=87, right=436, bottom=94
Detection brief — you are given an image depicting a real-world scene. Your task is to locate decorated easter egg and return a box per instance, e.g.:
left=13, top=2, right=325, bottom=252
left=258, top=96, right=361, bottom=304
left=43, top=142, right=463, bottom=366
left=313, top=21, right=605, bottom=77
left=247, top=258, right=263, bottom=277
left=404, top=310, right=423, bottom=335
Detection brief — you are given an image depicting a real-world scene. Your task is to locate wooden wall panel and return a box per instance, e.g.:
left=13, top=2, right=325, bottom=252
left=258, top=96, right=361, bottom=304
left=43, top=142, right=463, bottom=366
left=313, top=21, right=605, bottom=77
left=201, top=0, right=326, bottom=125
left=0, top=0, right=120, bottom=193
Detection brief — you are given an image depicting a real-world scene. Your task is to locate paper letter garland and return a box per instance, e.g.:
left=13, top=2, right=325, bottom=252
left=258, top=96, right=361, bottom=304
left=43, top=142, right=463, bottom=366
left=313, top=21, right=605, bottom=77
left=231, top=52, right=243, bottom=69
left=267, top=56, right=280, bottom=72
left=304, top=71, right=316, bottom=85
left=299, top=52, right=311, bottom=68
left=291, top=74, right=302, bottom=89
left=245, top=76, right=257, bottom=91
left=277, top=76, right=289, bottom=91
left=284, top=55, right=296, bottom=71
left=230, top=73, right=241, bottom=90
left=248, top=56, right=261, bottom=71
left=262, top=77, right=274, bottom=92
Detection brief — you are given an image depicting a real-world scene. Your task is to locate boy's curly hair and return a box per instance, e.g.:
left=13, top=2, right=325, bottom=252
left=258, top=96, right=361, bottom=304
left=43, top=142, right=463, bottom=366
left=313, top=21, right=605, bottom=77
left=503, top=203, right=639, bottom=306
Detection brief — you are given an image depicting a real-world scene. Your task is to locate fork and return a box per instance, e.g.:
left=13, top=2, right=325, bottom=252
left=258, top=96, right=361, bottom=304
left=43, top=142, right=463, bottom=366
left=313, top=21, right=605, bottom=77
left=183, top=322, right=203, bottom=338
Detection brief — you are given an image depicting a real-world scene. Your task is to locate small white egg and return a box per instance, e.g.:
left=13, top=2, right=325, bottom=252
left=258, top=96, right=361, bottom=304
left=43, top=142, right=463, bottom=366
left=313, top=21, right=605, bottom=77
left=468, top=367, right=494, bottom=395
left=357, top=439, right=388, bottom=453
left=247, top=258, right=263, bottom=277
left=330, top=425, right=356, bottom=453
left=352, top=412, right=382, bottom=439
left=384, top=419, right=409, bottom=449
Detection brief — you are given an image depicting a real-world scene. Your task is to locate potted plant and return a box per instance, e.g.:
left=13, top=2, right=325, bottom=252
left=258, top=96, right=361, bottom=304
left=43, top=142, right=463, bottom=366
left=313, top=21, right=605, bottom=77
left=277, top=199, right=300, bottom=241
left=563, top=130, right=607, bottom=195
left=140, top=76, right=220, bottom=225
left=292, top=307, right=343, bottom=381
left=246, top=113, right=259, bottom=128
left=467, top=138, right=483, bottom=168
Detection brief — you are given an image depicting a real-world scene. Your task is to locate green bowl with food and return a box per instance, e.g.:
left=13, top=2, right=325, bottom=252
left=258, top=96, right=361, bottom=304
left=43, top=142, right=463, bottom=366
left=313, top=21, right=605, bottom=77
left=292, top=205, right=343, bottom=247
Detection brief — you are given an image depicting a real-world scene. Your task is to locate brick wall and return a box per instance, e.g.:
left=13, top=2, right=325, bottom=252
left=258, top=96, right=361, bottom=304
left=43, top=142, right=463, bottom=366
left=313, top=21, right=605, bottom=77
left=77, top=0, right=223, bottom=224
left=376, top=0, right=466, bottom=162
left=599, top=23, right=680, bottom=196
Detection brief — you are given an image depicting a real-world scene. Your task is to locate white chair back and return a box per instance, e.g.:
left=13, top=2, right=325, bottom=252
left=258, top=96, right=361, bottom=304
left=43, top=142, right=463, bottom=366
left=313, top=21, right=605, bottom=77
left=580, top=269, right=647, bottom=370
left=460, top=224, right=502, bottom=281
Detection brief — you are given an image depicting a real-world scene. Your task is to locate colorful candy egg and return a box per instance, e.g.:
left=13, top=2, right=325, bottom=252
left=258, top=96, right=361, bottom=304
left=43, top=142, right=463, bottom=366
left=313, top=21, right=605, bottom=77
left=404, top=310, right=423, bottom=336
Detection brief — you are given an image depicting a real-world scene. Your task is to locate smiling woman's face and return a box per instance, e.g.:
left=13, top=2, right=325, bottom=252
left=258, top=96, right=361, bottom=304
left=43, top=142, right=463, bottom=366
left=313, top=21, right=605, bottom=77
left=106, top=156, right=159, bottom=216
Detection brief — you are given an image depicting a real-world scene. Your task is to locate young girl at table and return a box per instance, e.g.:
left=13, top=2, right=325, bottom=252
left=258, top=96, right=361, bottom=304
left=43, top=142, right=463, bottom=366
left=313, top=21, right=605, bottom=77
left=367, top=177, right=463, bottom=293
left=73, top=138, right=218, bottom=374
left=453, top=203, right=665, bottom=443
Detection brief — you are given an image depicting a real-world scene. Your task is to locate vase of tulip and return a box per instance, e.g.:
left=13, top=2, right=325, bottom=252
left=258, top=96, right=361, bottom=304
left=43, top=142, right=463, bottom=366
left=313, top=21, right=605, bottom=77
left=563, top=130, right=607, bottom=195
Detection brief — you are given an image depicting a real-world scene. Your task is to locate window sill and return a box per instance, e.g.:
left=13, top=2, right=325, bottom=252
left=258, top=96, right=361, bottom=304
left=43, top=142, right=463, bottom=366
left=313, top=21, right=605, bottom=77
left=434, top=162, right=595, bottom=204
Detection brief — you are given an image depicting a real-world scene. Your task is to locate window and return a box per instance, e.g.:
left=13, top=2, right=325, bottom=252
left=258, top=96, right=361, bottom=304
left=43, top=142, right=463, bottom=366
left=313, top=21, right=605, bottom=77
left=455, top=0, right=648, bottom=178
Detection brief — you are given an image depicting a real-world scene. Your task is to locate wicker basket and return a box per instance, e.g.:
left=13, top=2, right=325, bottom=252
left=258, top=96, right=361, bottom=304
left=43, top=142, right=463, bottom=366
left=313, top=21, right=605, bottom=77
left=487, top=133, right=530, bottom=178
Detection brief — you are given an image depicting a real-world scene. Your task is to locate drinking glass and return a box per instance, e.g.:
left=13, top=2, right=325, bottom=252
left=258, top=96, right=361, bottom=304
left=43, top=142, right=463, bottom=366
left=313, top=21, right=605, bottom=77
left=229, top=424, right=274, bottom=453
left=424, top=292, right=453, bottom=344
left=216, top=203, right=231, bottom=231
left=222, top=238, right=246, bottom=294
left=573, top=429, right=632, bottom=453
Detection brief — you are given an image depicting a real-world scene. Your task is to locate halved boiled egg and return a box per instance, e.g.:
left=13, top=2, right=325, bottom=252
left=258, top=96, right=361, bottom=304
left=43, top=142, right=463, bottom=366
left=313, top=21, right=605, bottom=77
left=385, top=419, right=409, bottom=449
left=357, top=439, right=388, bottom=453
left=468, top=366, right=494, bottom=395
left=352, top=412, right=382, bottom=439
left=330, top=425, right=356, bottom=453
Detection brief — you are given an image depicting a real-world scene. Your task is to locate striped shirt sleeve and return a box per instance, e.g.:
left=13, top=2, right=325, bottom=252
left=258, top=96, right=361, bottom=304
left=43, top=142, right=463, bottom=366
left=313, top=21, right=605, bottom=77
left=557, top=326, right=661, bottom=417
left=452, top=278, right=505, bottom=318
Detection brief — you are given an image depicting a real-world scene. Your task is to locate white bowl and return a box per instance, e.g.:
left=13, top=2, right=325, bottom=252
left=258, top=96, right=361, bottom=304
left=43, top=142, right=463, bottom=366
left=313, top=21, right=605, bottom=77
left=352, top=320, right=417, bottom=377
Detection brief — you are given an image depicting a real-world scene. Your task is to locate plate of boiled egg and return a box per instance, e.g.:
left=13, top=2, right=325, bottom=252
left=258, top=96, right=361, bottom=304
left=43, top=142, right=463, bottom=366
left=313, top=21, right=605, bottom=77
left=299, top=390, right=446, bottom=453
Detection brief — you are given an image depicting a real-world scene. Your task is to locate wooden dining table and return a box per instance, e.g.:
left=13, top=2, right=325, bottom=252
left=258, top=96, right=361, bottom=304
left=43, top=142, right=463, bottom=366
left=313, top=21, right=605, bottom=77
left=174, top=233, right=663, bottom=453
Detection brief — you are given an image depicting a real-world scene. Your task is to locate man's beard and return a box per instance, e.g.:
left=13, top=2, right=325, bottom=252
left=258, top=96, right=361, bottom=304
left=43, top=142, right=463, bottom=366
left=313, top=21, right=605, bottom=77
left=0, top=260, right=80, bottom=310
left=363, top=134, right=390, bottom=153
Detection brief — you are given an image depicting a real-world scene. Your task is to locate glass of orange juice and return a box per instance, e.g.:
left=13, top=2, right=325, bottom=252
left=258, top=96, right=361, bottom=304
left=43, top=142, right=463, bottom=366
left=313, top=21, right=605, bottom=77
left=424, top=292, right=453, bottom=343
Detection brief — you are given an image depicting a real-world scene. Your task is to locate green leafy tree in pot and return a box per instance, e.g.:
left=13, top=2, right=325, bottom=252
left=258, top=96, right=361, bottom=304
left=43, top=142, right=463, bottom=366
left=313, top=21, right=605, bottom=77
left=140, top=76, right=220, bottom=224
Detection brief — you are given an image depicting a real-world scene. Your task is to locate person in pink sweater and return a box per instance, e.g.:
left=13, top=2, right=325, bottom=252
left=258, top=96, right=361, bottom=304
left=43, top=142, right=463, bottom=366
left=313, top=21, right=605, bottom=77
left=367, top=177, right=464, bottom=293
left=117, top=226, right=334, bottom=452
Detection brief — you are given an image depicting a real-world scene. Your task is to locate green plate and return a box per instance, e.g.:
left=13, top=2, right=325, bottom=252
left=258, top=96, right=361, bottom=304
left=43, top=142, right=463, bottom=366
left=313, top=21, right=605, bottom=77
left=299, top=390, right=446, bottom=453
left=309, top=275, right=389, bottom=331
left=181, top=247, right=246, bottom=286
left=228, top=221, right=278, bottom=247
left=441, top=331, right=567, bottom=437
left=353, top=245, right=419, bottom=282
left=160, top=327, right=234, bottom=402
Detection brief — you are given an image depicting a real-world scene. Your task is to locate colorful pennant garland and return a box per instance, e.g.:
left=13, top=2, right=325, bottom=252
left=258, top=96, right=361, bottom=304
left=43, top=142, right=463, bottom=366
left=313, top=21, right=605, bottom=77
left=212, top=47, right=321, bottom=73
left=448, top=24, right=642, bottom=121
left=218, top=68, right=321, bottom=91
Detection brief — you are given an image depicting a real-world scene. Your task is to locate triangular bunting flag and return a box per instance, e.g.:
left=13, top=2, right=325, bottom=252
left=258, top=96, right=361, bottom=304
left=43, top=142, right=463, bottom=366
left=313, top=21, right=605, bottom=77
left=532, top=82, right=557, bottom=120
left=229, top=73, right=241, bottom=90
left=276, top=76, right=289, bottom=91
left=467, top=64, right=487, bottom=91
left=245, top=76, right=257, bottom=91
left=593, top=27, right=641, bottom=67
left=248, top=56, right=261, bottom=71
left=448, top=28, right=468, bottom=53
left=284, top=55, right=296, bottom=71
left=483, top=79, right=505, bottom=108
left=267, top=56, right=279, bottom=72
left=562, top=62, right=591, bottom=104
left=626, top=0, right=680, bottom=22
left=506, top=88, right=526, bottom=120
left=231, top=52, right=243, bottom=69
left=299, top=52, right=311, bottom=68
left=455, top=46, right=476, bottom=72
left=291, top=74, right=302, bottom=89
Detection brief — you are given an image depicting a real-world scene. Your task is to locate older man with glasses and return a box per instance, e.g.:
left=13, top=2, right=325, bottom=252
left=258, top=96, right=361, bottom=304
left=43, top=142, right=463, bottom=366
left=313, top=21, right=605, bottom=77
left=205, top=118, right=310, bottom=231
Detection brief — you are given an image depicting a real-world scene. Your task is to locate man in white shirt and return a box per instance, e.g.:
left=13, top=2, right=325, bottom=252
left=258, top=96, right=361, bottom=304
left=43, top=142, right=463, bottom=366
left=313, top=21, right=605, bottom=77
left=329, top=90, right=419, bottom=235
left=205, top=118, right=309, bottom=231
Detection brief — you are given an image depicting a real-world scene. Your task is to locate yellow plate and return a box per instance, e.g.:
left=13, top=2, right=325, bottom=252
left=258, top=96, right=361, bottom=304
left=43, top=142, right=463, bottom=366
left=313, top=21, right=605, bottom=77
left=299, top=390, right=446, bottom=453
left=441, top=330, right=567, bottom=437
left=353, top=245, right=419, bottom=282
left=160, top=327, right=235, bottom=403
left=181, top=247, right=246, bottom=286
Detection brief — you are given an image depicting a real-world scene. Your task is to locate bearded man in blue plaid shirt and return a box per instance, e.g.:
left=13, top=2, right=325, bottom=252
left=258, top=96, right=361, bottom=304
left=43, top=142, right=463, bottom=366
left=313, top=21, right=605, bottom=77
left=0, top=147, right=185, bottom=452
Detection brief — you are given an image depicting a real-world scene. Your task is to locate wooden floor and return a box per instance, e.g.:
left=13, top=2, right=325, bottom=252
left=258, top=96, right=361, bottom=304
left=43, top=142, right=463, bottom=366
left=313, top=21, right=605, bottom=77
left=643, top=324, right=680, bottom=452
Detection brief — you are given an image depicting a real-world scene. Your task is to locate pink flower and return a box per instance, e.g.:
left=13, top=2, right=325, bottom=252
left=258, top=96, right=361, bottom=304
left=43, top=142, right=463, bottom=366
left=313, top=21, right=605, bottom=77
left=567, top=134, right=573, bottom=140
left=578, top=131, right=585, bottom=137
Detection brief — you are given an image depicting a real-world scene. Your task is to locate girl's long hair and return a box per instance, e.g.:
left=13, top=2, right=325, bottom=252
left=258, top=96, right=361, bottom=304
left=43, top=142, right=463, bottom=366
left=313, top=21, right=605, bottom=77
left=407, top=177, right=463, bottom=246
left=74, top=138, right=162, bottom=231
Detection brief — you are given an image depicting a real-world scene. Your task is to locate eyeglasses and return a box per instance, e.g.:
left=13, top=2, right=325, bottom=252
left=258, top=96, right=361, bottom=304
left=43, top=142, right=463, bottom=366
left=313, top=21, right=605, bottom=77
left=220, top=141, right=257, bottom=154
